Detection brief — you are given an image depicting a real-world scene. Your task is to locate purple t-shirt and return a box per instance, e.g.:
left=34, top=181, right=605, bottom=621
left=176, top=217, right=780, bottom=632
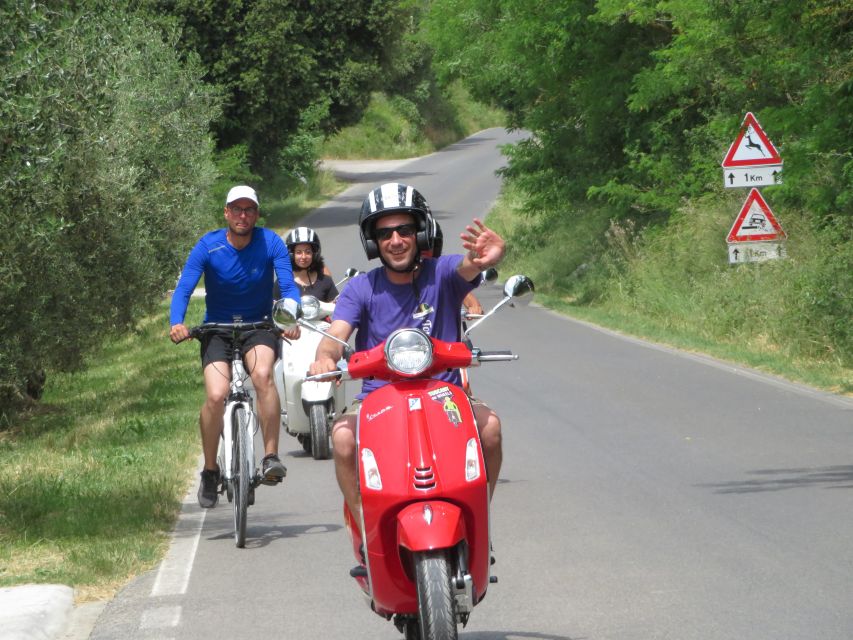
left=334, top=255, right=480, bottom=398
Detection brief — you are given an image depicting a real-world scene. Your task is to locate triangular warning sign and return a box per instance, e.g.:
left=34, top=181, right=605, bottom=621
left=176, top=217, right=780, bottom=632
left=722, top=112, right=782, bottom=167
left=727, top=188, right=787, bottom=242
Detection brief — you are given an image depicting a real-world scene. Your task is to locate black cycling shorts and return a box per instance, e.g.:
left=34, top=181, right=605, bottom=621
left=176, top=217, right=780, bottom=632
left=200, top=329, right=279, bottom=368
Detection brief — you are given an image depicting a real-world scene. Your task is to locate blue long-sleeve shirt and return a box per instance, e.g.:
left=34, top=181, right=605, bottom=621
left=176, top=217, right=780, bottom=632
left=170, top=227, right=300, bottom=325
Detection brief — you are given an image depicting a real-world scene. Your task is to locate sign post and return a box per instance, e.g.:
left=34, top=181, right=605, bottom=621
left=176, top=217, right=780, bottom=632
left=721, top=113, right=786, bottom=263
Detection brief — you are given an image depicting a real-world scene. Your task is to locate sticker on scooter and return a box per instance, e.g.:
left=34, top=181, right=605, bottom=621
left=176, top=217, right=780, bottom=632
left=442, top=396, right=462, bottom=426
left=408, top=397, right=422, bottom=411
left=428, top=386, right=453, bottom=401
left=412, top=303, right=434, bottom=319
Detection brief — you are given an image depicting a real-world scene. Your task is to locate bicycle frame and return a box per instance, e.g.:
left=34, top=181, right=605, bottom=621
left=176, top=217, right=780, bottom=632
left=219, top=354, right=259, bottom=487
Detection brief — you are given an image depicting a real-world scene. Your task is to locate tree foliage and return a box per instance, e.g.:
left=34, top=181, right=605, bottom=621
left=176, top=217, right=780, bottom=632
left=0, top=2, right=219, bottom=415
left=140, top=0, right=408, bottom=174
left=425, top=0, right=853, bottom=222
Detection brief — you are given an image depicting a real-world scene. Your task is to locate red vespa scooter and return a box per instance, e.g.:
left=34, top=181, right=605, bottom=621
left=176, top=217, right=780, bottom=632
left=281, top=275, right=534, bottom=640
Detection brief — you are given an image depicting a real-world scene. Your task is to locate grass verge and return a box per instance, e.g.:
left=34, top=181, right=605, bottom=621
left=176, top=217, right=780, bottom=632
left=0, top=299, right=206, bottom=602
left=487, top=185, right=852, bottom=396
left=321, top=83, right=505, bottom=159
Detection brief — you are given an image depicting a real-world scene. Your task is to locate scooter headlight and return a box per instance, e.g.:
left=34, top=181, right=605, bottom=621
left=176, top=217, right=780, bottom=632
left=384, top=329, right=433, bottom=376
left=300, top=295, right=322, bottom=321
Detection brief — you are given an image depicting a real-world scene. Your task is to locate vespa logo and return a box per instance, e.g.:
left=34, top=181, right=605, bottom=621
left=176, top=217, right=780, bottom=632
left=366, top=405, right=393, bottom=422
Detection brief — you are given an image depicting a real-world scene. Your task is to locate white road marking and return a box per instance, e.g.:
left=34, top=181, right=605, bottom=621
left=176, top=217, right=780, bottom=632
left=150, top=488, right=206, bottom=597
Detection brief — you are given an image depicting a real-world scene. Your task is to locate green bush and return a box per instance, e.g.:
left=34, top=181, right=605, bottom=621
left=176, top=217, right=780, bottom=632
left=0, top=3, right=219, bottom=418
left=211, top=145, right=261, bottom=220
left=141, top=0, right=406, bottom=175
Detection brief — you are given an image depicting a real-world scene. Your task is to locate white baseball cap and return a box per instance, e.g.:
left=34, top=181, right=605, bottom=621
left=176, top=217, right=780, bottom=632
left=225, top=185, right=259, bottom=206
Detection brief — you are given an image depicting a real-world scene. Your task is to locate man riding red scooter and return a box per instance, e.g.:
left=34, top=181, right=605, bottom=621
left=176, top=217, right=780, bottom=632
left=302, top=183, right=526, bottom=639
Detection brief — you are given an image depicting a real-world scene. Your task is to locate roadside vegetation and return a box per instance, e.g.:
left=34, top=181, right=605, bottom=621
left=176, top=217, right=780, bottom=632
left=0, top=301, right=205, bottom=600
left=488, top=184, right=852, bottom=394
left=424, top=0, right=852, bottom=395
left=322, top=82, right=504, bottom=159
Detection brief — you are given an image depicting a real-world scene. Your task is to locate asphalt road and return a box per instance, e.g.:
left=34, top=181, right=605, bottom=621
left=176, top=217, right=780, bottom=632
left=89, top=128, right=853, bottom=640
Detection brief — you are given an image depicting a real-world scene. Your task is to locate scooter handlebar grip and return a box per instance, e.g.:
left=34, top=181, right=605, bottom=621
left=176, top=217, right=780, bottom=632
left=476, top=350, right=517, bottom=362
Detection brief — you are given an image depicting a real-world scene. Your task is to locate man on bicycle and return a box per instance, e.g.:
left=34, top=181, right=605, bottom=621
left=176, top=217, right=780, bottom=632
left=170, top=185, right=301, bottom=508
left=309, top=183, right=505, bottom=523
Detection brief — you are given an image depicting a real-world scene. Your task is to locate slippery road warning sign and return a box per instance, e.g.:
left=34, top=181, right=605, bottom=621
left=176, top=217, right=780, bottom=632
left=722, top=112, right=782, bottom=167
left=727, top=188, right=787, bottom=243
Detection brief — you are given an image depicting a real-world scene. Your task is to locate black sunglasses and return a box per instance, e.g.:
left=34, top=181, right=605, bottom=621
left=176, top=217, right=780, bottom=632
left=375, top=223, right=417, bottom=241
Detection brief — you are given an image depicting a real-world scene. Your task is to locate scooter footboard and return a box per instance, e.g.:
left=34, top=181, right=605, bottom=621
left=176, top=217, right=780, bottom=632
left=397, top=501, right=466, bottom=551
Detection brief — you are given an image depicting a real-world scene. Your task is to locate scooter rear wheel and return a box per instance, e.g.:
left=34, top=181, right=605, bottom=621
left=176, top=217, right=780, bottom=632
left=414, top=550, right=457, bottom=640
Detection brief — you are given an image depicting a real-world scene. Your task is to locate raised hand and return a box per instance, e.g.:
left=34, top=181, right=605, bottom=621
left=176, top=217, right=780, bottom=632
left=460, top=218, right=505, bottom=269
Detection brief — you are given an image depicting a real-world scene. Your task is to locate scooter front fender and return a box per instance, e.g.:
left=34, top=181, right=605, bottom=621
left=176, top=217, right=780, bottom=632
left=397, top=501, right=466, bottom=552
left=300, top=379, right=335, bottom=404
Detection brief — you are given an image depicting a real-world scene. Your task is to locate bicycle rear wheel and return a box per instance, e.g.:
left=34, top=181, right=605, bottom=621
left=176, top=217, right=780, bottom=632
left=232, top=406, right=251, bottom=548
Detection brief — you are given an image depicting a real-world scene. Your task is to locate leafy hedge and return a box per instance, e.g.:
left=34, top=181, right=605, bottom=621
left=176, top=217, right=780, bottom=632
left=140, top=0, right=407, bottom=175
left=0, top=3, right=220, bottom=416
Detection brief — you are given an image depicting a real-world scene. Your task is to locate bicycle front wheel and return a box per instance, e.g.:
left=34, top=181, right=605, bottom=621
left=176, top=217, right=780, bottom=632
left=232, top=406, right=251, bottom=548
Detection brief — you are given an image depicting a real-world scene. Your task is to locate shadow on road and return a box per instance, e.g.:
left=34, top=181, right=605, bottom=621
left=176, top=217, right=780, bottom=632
left=698, top=465, right=853, bottom=494
left=207, top=522, right=342, bottom=548
left=460, top=631, right=577, bottom=640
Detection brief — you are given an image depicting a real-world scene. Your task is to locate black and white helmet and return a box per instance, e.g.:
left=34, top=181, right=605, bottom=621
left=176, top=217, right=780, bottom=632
left=284, top=227, right=322, bottom=270
left=285, top=226, right=320, bottom=252
left=359, top=183, right=433, bottom=260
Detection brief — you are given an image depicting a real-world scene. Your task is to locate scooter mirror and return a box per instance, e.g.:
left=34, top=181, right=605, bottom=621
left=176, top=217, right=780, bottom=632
left=503, top=275, right=535, bottom=305
left=272, top=298, right=303, bottom=329
left=463, top=274, right=535, bottom=337
left=482, top=267, right=498, bottom=284
left=335, top=267, right=363, bottom=290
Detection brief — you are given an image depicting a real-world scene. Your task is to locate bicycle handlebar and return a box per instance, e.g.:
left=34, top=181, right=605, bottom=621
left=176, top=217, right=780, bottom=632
left=174, top=319, right=280, bottom=344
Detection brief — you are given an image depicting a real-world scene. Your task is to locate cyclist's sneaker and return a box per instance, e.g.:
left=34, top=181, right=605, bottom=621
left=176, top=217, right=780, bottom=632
left=261, top=454, right=287, bottom=484
left=197, top=468, right=220, bottom=508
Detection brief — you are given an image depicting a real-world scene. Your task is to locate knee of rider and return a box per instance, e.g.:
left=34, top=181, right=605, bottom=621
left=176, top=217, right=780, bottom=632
left=481, top=415, right=502, bottom=449
left=332, top=424, right=356, bottom=455
left=251, top=369, right=275, bottom=390
left=206, top=390, right=228, bottom=407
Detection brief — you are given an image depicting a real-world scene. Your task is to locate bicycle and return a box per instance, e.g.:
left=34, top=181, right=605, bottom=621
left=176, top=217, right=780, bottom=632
left=179, top=320, right=282, bottom=548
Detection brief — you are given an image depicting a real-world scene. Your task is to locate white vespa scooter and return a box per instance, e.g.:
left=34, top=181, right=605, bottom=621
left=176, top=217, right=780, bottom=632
left=274, top=270, right=358, bottom=459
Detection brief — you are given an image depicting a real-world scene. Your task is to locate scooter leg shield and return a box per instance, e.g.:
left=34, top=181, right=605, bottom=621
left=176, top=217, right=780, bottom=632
left=396, top=501, right=466, bottom=551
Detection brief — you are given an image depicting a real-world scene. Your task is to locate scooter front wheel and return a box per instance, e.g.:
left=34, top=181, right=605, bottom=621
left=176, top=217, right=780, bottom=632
left=309, top=403, right=331, bottom=460
left=414, top=550, right=457, bottom=640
